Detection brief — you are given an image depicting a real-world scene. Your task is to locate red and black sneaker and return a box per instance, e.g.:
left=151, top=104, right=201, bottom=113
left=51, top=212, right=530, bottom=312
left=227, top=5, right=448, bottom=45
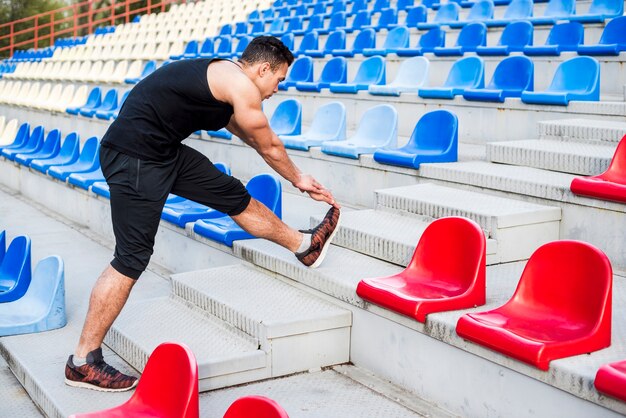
left=65, top=347, right=138, bottom=392
left=296, top=206, right=341, bottom=268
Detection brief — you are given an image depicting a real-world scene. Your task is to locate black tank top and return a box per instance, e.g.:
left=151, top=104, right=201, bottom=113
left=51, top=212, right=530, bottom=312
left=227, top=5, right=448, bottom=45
left=101, top=58, right=234, bottom=160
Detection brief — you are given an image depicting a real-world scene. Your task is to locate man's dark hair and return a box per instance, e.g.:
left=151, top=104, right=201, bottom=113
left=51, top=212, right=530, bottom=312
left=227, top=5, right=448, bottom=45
left=240, top=36, right=294, bottom=70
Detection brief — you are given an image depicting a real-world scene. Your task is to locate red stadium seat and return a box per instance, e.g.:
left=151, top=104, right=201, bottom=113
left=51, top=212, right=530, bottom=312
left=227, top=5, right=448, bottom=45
left=595, top=360, right=626, bottom=402
left=356, top=217, right=486, bottom=322
left=571, top=134, right=626, bottom=203
left=224, top=395, right=289, bottom=418
left=69, top=342, right=198, bottom=418
left=456, top=240, right=612, bottom=370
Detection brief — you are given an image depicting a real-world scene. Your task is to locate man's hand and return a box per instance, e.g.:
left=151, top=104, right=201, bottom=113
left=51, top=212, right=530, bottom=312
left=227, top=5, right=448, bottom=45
left=294, top=174, right=340, bottom=208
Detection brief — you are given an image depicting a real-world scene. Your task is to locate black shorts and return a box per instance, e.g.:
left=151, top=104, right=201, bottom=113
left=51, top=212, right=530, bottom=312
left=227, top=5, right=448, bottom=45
left=100, top=144, right=251, bottom=279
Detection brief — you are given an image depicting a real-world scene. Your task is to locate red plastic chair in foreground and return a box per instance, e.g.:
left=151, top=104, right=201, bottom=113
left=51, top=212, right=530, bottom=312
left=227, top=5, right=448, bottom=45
left=595, top=360, right=626, bottom=402
left=570, top=134, right=626, bottom=203
left=224, top=395, right=289, bottom=418
left=356, top=216, right=486, bottom=322
left=456, top=240, right=612, bottom=371
left=69, top=342, right=199, bottom=418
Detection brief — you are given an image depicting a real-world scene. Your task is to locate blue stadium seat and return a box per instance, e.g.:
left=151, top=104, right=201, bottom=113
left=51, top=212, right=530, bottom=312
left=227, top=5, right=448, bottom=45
left=80, top=89, right=117, bottom=118
left=463, top=55, right=534, bottom=102
left=293, top=14, right=323, bottom=35
left=233, top=22, right=249, bottom=37
left=362, top=26, right=411, bottom=56
left=389, top=5, right=428, bottom=29
left=273, top=17, right=301, bottom=36
left=362, top=8, right=398, bottom=31
left=417, top=3, right=461, bottom=29
left=67, top=87, right=101, bottom=115
left=90, top=181, right=110, bottom=198
left=372, top=0, right=391, bottom=12
left=521, top=56, right=600, bottom=105
left=2, top=126, right=44, bottom=161
left=171, top=40, right=198, bottom=60
left=530, top=0, right=576, bottom=25
left=577, top=16, right=626, bottom=56
left=0, top=255, right=66, bottom=337
left=206, top=129, right=233, bottom=140
left=316, top=11, right=346, bottom=35
left=0, top=122, right=30, bottom=153
left=329, top=56, right=386, bottom=93
left=294, top=31, right=319, bottom=56
left=324, top=0, right=347, bottom=18
left=523, top=22, right=583, bottom=56
left=198, top=38, right=215, bottom=58
left=568, top=0, right=623, bottom=23
left=249, top=20, right=266, bottom=37
left=217, top=23, right=233, bottom=38
left=0, top=231, right=4, bottom=265
left=125, top=60, right=156, bottom=84
left=0, top=235, right=31, bottom=303
left=449, top=0, right=495, bottom=28
left=348, top=0, right=368, bottom=15
left=97, top=90, right=130, bottom=120
left=433, top=22, right=487, bottom=56
left=374, top=109, right=458, bottom=169
left=67, top=166, right=105, bottom=190
left=305, top=30, right=346, bottom=57
left=280, top=102, right=347, bottom=150
left=280, top=33, right=295, bottom=51
left=476, top=21, right=533, bottom=55
left=369, top=56, right=430, bottom=96
left=337, top=10, right=371, bottom=33
left=269, top=99, right=302, bottom=136
left=30, top=132, right=80, bottom=173
left=485, top=0, right=533, bottom=27
left=193, top=173, right=282, bottom=246
left=396, top=27, right=446, bottom=56
left=214, top=36, right=233, bottom=58
left=419, top=56, right=485, bottom=99
left=48, top=137, right=100, bottom=181
left=279, top=56, right=313, bottom=90
left=398, top=0, right=416, bottom=10
left=296, top=57, right=347, bottom=92
left=321, top=104, right=397, bottom=159
left=331, top=28, right=375, bottom=57
left=232, top=36, right=252, bottom=58
left=15, top=129, right=61, bottom=166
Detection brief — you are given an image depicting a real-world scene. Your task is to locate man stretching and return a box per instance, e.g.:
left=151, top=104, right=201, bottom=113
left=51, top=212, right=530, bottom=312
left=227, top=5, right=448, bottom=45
left=65, top=36, right=340, bottom=391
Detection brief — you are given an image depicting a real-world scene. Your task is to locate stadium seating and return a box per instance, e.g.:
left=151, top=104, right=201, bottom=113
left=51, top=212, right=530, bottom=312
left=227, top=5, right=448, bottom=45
left=433, top=22, right=487, bottom=56
left=48, top=137, right=100, bottom=181
left=66, top=87, right=101, bottom=115
left=570, top=135, right=626, bottom=203
left=417, top=3, right=461, bottom=29
left=463, top=55, right=534, bottom=102
left=369, top=56, right=429, bottom=96
left=316, top=11, right=346, bottom=35
left=577, top=16, right=626, bottom=56
left=389, top=5, right=427, bottom=29
left=96, top=90, right=130, bottom=120
left=0, top=122, right=29, bottom=152
left=321, top=104, right=397, bottom=159
left=485, top=0, right=533, bottom=27
left=362, top=7, right=398, bottom=31
left=449, top=0, right=495, bottom=28
left=418, top=56, right=485, bottom=99
left=357, top=216, right=485, bottom=322
left=329, top=56, right=386, bottom=93
left=30, top=132, right=80, bottom=174
left=294, top=31, right=319, bottom=56
left=67, top=166, right=105, bottom=190
left=90, top=181, right=111, bottom=199
left=395, top=27, right=446, bottom=56
left=69, top=342, right=199, bottom=418
left=568, top=0, right=623, bottom=23
left=0, top=235, right=31, bottom=303
left=332, top=28, right=376, bottom=57
left=304, top=30, right=346, bottom=57
left=269, top=99, right=302, bottom=136
left=456, top=240, right=612, bottom=371
left=1, top=125, right=43, bottom=161
left=373, top=109, right=458, bottom=168
left=280, top=101, right=347, bottom=150
left=476, top=21, right=533, bottom=55
left=595, top=360, right=626, bottom=402
left=523, top=22, right=584, bottom=56
left=14, top=129, right=61, bottom=166
left=224, top=396, right=289, bottom=418
left=295, top=56, right=347, bottom=92
left=337, top=10, right=371, bottom=33
left=529, top=0, right=576, bottom=25
left=279, top=56, right=313, bottom=90
left=293, top=14, right=323, bottom=36
left=521, top=56, right=600, bottom=105
left=0, top=118, right=18, bottom=146
left=0, top=231, right=4, bottom=264
left=362, top=26, right=411, bottom=56
left=193, top=173, right=282, bottom=246
left=0, top=255, right=66, bottom=337
left=81, top=89, right=117, bottom=118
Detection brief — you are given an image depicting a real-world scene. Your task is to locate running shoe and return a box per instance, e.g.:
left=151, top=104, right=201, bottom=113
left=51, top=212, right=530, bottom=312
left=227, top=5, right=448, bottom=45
left=296, top=206, right=341, bottom=268
left=65, top=347, right=138, bottom=392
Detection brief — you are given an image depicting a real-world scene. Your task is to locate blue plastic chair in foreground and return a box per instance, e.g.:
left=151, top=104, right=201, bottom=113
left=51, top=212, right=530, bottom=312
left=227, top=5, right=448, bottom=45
left=530, top=0, right=576, bottom=25
left=30, top=132, right=80, bottom=173
left=67, top=87, right=101, bottom=115
left=296, top=57, right=347, bottom=92
left=280, top=102, right=347, bottom=150
left=329, top=56, right=386, bottom=93
left=523, top=22, right=583, bottom=56
left=331, top=28, right=376, bottom=57
left=449, top=0, right=495, bottom=28
left=48, top=137, right=100, bottom=181
left=279, top=56, right=313, bottom=90
left=322, top=104, right=397, bottom=159
left=476, top=21, right=533, bottom=55
left=369, top=56, right=430, bottom=96
left=0, top=122, right=29, bottom=152
left=269, top=99, right=302, bottom=136
left=419, top=56, right=485, bottom=99
left=568, top=0, right=623, bottom=23
left=433, top=22, right=487, bottom=56
left=0, top=255, right=66, bottom=337
left=193, top=173, right=282, bottom=246
left=67, top=167, right=105, bottom=190
left=374, top=109, right=458, bottom=169
left=521, top=56, right=600, bottom=105
left=14, top=129, right=60, bottom=166
left=0, top=235, right=31, bottom=303
left=485, top=0, right=533, bottom=27
left=396, top=27, right=446, bottom=57
left=464, top=55, right=534, bottom=102
left=577, top=16, right=626, bottom=56
left=362, top=26, right=411, bottom=56
left=1, top=125, right=44, bottom=161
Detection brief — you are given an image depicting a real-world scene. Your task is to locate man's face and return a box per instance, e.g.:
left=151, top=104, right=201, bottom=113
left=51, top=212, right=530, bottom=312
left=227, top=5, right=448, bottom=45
left=257, top=62, right=288, bottom=100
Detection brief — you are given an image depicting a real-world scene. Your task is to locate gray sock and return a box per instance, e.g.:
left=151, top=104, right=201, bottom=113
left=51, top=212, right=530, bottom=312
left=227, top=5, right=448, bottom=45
left=296, top=233, right=312, bottom=253
left=72, top=356, right=87, bottom=366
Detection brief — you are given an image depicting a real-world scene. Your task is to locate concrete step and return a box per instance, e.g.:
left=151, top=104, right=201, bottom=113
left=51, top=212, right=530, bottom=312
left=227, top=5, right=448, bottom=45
left=0, top=354, right=45, bottom=418
left=311, top=209, right=500, bottom=266
left=486, top=139, right=615, bottom=176
left=538, top=119, right=626, bottom=143
left=374, top=183, right=561, bottom=263
left=171, top=264, right=351, bottom=377
left=105, top=296, right=268, bottom=392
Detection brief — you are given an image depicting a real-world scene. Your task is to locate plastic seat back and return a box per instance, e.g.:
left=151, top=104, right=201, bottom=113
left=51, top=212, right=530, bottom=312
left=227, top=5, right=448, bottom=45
left=268, top=18, right=285, bottom=34
left=376, top=8, right=398, bottom=29
left=434, top=3, right=460, bottom=23
left=351, top=10, right=372, bottom=30
left=296, top=31, right=318, bottom=55
left=466, top=0, right=495, bottom=21
left=408, top=109, right=458, bottom=154
left=0, top=119, right=18, bottom=146
left=542, top=0, right=575, bottom=17
left=383, top=26, right=411, bottom=49
left=58, top=133, right=80, bottom=161
left=0, top=231, right=4, bottom=265
left=598, top=16, right=626, bottom=46
left=502, top=0, right=533, bottom=19
left=547, top=22, right=584, bottom=47
left=200, top=38, right=214, bottom=56
left=549, top=56, right=599, bottom=94
left=456, top=22, right=487, bottom=50
left=396, top=56, right=430, bottom=87
left=326, top=11, right=347, bottom=31
left=420, top=27, right=446, bottom=50
left=182, top=40, right=198, bottom=56
left=320, top=56, right=348, bottom=84
left=355, top=104, right=397, bottom=145
left=324, top=30, right=346, bottom=52
left=445, top=56, right=485, bottom=88
left=404, top=6, right=427, bottom=27
left=594, top=134, right=626, bottom=184
left=0, top=122, right=29, bottom=150
left=85, top=87, right=102, bottom=109
left=499, top=21, right=533, bottom=48
left=585, top=0, right=623, bottom=15
left=373, top=0, right=391, bottom=12
left=269, top=99, right=302, bottom=136
left=280, top=33, right=295, bottom=51
left=282, top=56, right=313, bottom=87
left=305, top=102, right=347, bottom=141
left=233, top=36, right=252, bottom=57
left=216, top=36, right=233, bottom=55
left=15, top=255, right=65, bottom=322
left=488, top=55, right=534, bottom=91
left=224, top=395, right=289, bottom=418
left=0, top=236, right=31, bottom=301
left=100, top=89, right=118, bottom=111
left=304, top=14, right=324, bottom=32
left=353, top=28, right=376, bottom=52
left=353, top=56, right=386, bottom=85
left=246, top=173, right=283, bottom=219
